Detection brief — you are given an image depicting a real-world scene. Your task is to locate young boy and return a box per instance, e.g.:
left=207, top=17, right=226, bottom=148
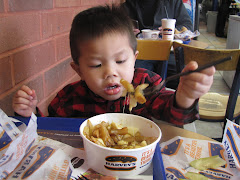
left=12, top=5, right=215, bottom=127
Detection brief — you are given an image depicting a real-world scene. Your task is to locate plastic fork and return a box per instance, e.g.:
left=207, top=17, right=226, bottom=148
left=143, top=56, right=232, bottom=96
left=74, top=173, right=89, bottom=180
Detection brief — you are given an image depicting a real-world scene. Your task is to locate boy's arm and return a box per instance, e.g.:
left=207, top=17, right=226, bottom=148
left=145, top=90, right=199, bottom=127
left=150, top=61, right=214, bottom=126
left=133, top=68, right=199, bottom=127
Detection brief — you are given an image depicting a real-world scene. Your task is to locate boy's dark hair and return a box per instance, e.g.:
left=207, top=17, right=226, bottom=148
left=70, top=5, right=137, bottom=64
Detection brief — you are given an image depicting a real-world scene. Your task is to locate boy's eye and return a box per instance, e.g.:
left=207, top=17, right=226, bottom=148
left=90, top=64, right=101, bottom=68
left=116, top=60, right=126, bottom=64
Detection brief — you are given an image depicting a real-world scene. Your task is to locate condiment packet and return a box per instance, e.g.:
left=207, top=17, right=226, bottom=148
left=160, top=120, right=240, bottom=180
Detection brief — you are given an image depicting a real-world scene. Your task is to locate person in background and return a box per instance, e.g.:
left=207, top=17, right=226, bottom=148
left=121, top=0, right=193, bottom=89
left=12, top=5, right=215, bottom=127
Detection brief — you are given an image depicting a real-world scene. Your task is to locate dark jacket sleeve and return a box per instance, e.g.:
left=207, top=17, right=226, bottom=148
left=173, top=0, right=193, bottom=31
left=121, top=1, right=137, bottom=20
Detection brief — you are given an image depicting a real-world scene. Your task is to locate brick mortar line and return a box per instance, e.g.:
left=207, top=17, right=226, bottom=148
left=0, top=6, right=83, bottom=17
left=10, top=55, right=15, bottom=87
left=0, top=54, right=72, bottom=99
left=37, top=74, right=79, bottom=116
left=3, top=0, right=8, bottom=13
left=41, top=73, right=78, bottom=103
left=0, top=31, right=70, bottom=59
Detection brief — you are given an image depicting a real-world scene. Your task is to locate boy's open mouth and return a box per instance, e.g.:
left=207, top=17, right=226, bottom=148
left=104, top=84, right=121, bottom=95
left=106, top=85, right=118, bottom=90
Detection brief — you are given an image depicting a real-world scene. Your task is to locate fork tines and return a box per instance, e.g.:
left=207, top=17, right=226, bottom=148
left=74, top=173, right=89, bottom=180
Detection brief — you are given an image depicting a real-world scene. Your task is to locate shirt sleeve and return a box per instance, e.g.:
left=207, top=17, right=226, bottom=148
left=148, top=90, right=199, bottom=127
left=48, top=85, right=72, bottom=117
left=48, top=82, right=80, bottom=117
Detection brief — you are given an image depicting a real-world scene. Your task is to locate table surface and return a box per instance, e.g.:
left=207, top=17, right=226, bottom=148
left=188, top=39, right=209, bottom=49
left=157, top=122, right=216, bottom=143
left=14, top=116, right=216, bottom=180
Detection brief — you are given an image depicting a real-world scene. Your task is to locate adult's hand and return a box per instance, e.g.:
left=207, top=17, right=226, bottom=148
left=133, top=28, right=140, bottom=35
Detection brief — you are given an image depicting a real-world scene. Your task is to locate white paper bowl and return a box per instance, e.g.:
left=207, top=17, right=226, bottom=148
left=79, top=113, right=162, bottom=178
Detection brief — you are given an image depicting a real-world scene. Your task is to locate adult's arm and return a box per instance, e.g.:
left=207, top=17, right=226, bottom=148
left=173, top=0, right=193, bottom=31
left=120, top=1, right=137, bottom=20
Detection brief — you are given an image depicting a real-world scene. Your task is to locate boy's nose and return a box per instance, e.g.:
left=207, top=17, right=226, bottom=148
left=104, top=65, right=117, bottom=79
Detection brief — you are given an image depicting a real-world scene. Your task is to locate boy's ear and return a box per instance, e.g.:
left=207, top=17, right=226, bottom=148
left=70, top=62, right=84, bottom=79
left=135, top=50, right=139, bottom=60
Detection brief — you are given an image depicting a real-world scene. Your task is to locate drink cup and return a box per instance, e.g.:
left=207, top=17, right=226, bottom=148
left=161, top=18, right=176, bottom=41
left=142, top=29, right=160, bottom=40
left=151, top=30, right=160, bottom=39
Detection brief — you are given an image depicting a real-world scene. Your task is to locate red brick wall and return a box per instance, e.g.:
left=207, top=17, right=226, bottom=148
left=0, top=0, right=122, bottom=116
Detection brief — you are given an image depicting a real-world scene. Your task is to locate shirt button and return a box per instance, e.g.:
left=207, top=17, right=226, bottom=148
left=110, top=105, right=115, bottom=111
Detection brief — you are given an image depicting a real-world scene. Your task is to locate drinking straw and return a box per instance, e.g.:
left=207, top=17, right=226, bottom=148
left=164, top=6, right=169, bottom=19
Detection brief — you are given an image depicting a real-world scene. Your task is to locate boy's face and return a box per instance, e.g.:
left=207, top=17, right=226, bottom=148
left=71, top=32, right=138, bottom=101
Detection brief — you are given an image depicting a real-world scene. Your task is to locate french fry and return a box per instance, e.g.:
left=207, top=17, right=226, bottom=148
left=128, top=127, right=139, bottom=136
left=111, top=134, right=123, bottom=143
left=175, top=29, right=181, bottom=34
left=120, top=79, right=134, bottom=93
left=84, top=120, right=156, bottom=149
left=140, top=140, right=147, bottom=147
left=110, top=122, right=118, bottom=130
left=92, top=128, right=100, bottom=138
left=109, top=127, right=128, bottom=135
left=181, top=26, right=188, bottom=32
left=135, top=131, right=145, bottom=142
left=91, top=136, right=106, bottom=147
left=87, top=120, right=93, bottom=137
left=123, top=136, right=135, bottom=143
left=117, top=140, right=128, bottom=146
left=135, top=84, right=149, bottom=104
left=83, top=126, right=90, bottom=139
left=99, top=125, right=115, bottom=147
left=120, top=79, right=149, bottom=112
left=129, top=94, right=137, bottom=112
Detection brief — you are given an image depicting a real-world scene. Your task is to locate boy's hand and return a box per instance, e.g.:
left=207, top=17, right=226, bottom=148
left=12, top=85, right=38, bottom=117
left=176, top=61, right=215, bottom=109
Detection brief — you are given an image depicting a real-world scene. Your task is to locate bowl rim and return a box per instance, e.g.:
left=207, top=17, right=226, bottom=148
left=79, top=113, right=162, bottom=152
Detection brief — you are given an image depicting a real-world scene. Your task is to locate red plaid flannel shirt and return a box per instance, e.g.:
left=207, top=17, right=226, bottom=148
left=45, top=68, right=199, bottom=126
